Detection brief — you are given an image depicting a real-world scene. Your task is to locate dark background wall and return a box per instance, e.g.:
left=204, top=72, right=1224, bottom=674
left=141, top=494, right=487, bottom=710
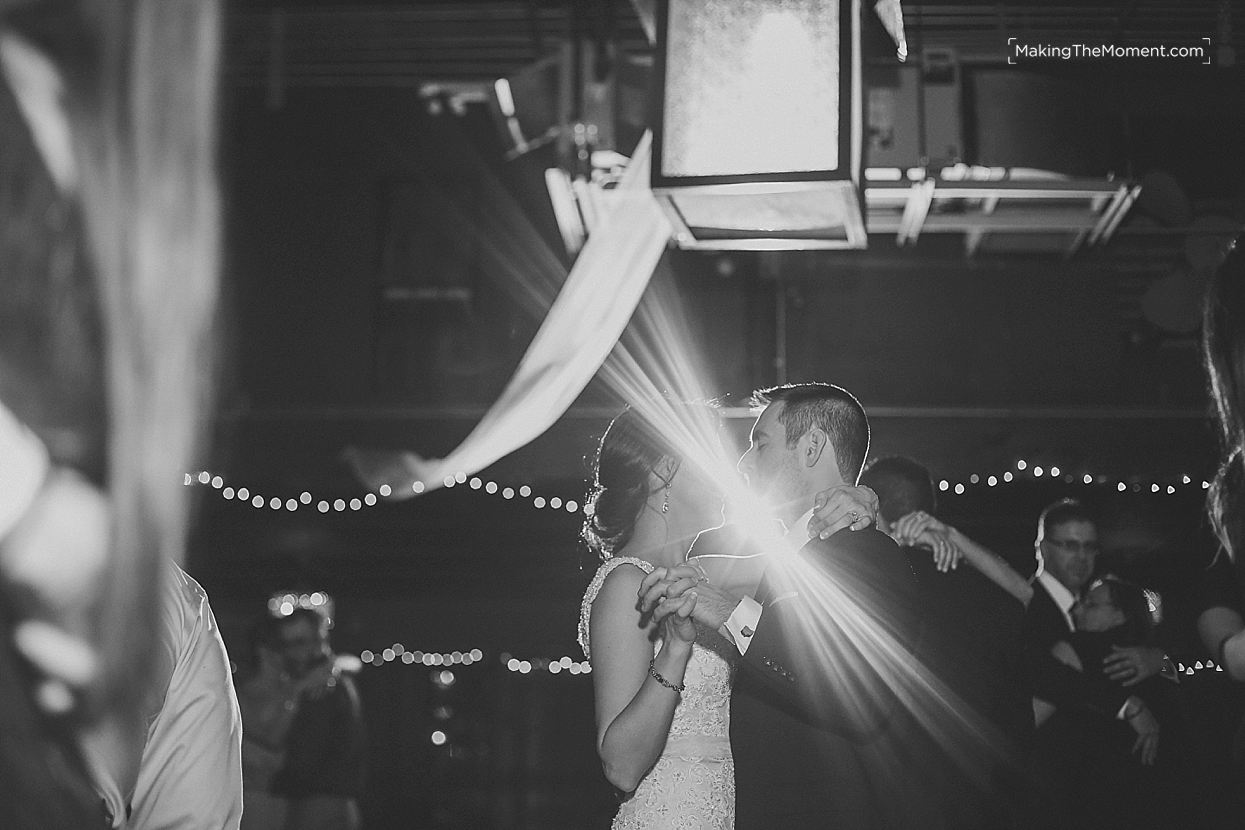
left=192, top=3, right=1245, bottom=826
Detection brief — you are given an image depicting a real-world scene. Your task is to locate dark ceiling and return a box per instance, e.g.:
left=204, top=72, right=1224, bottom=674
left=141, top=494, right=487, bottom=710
left=223, top=1, right=1245, bottom=86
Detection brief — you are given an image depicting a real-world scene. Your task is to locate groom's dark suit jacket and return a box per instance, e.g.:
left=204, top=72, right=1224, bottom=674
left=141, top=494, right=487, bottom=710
left=689, top=526, right=927, bottom=830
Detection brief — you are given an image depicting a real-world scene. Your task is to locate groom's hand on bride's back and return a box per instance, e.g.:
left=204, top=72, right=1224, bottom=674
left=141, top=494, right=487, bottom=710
left=806, top=485, right=879, bottom=541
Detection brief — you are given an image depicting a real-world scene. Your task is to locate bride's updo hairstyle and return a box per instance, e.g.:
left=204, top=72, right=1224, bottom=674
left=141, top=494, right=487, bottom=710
left=582, top=407, right=678, bottom=559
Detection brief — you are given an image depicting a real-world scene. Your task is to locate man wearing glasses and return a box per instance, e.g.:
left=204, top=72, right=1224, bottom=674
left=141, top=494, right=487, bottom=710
left=1027, top=499, right=1169, bottom=712
left=1024, top=499, right=1171, bottom=822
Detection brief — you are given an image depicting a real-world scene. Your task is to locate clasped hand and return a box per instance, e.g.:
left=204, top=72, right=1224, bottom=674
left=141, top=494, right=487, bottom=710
left=639, top=564, right=738, bottom=637
left=890, top=510, right=963, bottom=573
left=638, top=484, right=882, bottom=635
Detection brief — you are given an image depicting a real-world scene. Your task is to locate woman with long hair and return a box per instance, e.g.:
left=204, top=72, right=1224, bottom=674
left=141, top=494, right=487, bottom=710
left=1202, top=237, right=1245, bottom=681
left=0, top=1, right=228, bottom=826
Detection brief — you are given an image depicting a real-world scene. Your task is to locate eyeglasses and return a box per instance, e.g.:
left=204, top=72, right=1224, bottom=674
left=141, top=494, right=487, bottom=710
left=1045, top=538, right=1101, bottom=555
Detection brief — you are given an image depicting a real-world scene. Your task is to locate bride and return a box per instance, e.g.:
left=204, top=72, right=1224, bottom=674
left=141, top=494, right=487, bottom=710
left=577, top=405, right=876, bottom=829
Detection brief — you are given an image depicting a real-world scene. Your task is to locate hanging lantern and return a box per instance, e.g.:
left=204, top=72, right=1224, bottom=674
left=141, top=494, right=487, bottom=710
left=652, top=0, right=866, bottom=250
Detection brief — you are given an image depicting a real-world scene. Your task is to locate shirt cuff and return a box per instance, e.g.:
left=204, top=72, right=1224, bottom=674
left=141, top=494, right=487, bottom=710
left=0, top=401, right=49, bottom=541
left=724, top=595, right=763, bottom=656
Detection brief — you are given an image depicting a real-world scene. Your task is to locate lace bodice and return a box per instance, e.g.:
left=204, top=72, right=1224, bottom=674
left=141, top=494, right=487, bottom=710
left=579, top=556, right=736, bottom=829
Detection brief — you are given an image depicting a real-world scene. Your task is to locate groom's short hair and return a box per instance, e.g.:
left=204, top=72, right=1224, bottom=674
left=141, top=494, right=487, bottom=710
left=751, top=383, right=870, bottom=483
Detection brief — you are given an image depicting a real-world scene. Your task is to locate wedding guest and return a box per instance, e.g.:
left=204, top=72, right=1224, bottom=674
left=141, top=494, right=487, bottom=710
left=1203, top=236, right=1245, bottom=676
left=238, top=608, right=366, bottom=830
left=1198, top=229, right=1245, bottom=826
left=0, top=1, right=224, bottom=826
left=1189, top=548, right=1245, bottom=826
left=1024, top=500, right=1169, bottom=827
left=861, top=456, right=1032, bottom=829
left=1025, top=500, right=1156, bottom=722
left=1042, top=576, right=1185, bottom=830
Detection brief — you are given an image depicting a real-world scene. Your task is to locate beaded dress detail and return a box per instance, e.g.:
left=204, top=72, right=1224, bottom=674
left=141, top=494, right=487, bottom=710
left=579, top=556, right=736, bottom=830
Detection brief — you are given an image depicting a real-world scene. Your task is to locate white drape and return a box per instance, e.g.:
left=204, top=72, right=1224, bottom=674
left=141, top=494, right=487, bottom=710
left=349, top=132, right=673, bottom=495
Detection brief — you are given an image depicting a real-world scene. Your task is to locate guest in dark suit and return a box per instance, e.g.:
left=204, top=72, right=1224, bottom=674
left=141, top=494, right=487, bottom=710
left=1025, top=499, right=1169, bottom=826
left=861, top=456, right=1033, bottom=830
left=1025, top=500, right=1168, bottom=723
left=641, top=383, right=928, bottom=829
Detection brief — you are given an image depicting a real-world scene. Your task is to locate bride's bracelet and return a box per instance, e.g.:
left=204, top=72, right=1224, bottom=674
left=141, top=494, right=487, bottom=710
left=648, top=659, right=685, bottom=693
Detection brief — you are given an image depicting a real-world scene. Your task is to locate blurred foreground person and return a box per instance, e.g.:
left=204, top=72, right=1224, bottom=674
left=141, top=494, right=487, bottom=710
left=0, top=0, right=232, bottom=827
left=1203, top=237, right=1245, bottom=678
left=1200, top=235, right=1245, bottom=824
left=238, top=607, right=366, bottom=830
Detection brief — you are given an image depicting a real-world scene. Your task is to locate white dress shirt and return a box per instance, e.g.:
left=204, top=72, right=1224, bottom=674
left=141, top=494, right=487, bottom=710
left=1036, top=570, right=1077, bottom=632
left=86, top=563, right=244, bottom=829
left=722, top=508, right=815, bottom=655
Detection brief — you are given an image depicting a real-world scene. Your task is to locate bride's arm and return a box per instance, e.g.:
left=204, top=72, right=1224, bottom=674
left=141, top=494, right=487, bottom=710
left=589, top=565, right=693, bottom=794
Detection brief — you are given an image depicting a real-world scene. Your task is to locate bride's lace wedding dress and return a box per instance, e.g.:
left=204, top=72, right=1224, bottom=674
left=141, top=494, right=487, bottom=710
left=579, top=556, right=736, bottom=830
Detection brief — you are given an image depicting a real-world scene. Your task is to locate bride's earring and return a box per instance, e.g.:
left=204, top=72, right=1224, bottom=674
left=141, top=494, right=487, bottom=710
left=661, top=483, right=671, bottom=514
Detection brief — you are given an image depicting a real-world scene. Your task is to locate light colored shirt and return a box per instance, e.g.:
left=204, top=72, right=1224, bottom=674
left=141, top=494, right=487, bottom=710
left=91, top=564, right=244, bottom=829
left=0, top=399, right=49, bottom=540
left=723, top=508, right=815, bottom=655
left=0, top=406, right=243, bottom=827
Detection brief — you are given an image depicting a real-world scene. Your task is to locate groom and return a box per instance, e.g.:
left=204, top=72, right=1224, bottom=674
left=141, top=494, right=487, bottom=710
left=641, top=383, right=927, bottom=829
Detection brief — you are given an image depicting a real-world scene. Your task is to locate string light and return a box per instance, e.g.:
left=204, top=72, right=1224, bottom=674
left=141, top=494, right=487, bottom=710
left=916, top=461, right=1210, bottom=498
left=1177, top=660, right=1226, bottom=676
left=267, top=590, right=336, bottom=628
left=183, top=472, right=601, bottom=519
left=188, top=456, right=1211, bottom=524
left=353, top=645, right=590, bottom=676
left=356, top=641, right=1225, bottom=681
